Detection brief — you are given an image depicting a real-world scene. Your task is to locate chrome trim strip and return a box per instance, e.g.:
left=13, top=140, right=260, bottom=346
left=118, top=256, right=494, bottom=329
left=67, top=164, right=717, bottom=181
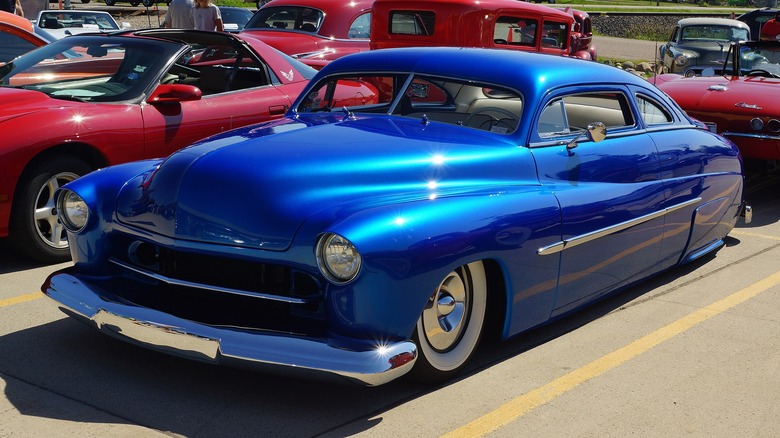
left=537, top=197, right=702, bottom=256
left=109, top=258, right=310, bottom=305
left=722, top=132, right=780, bottom=141
left=44, top=272, right=418, bottom=386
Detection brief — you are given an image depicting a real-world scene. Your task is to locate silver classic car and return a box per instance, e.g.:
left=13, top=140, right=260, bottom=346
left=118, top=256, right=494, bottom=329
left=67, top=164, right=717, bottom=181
left=660, top=18, right=751, bottom=75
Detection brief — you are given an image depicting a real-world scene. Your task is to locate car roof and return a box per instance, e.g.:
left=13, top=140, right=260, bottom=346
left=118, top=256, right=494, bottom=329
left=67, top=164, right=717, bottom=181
left=320, top=47, right=648, bottom=101
left=0, top=10, right=33, bottom=32
left=258, top=0, right=373, bottom=10
left=677, top=17, right=750, bottom=29
left=373, top=0, right=573, bottom=20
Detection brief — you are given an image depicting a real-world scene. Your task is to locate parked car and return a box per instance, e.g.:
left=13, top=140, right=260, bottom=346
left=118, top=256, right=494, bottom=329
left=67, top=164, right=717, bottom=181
left=655, top=40, right=780, bottom=161
left=219, top=6, right=254, bottom=33
left=35, top=10, right=132, bottom=39
left=660, top=18, right=750, bottom=74
left=240, top=0, right=371, bottom=66
left=737, top=7, right=780, bottom=40
left=369, top=0, right=580, bottom=58
left=0, top=29, right=335, bottom=263
left=566, top=7, right=596, bottom=60
left=43, top=47, right=749, bottom=386
left=0, top=11, right=52, bottom=63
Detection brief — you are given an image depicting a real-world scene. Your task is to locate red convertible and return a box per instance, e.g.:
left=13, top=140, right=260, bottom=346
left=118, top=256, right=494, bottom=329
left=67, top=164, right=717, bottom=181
left=0, top=29, right=372, bottom=263
left=654, top=40, right=780, bottom=161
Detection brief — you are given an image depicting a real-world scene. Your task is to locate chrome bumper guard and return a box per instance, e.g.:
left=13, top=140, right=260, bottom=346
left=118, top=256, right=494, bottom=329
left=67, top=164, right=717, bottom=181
left=741, top=201, right=753, bottom=224
left=43, top=271, right=417, bottom=386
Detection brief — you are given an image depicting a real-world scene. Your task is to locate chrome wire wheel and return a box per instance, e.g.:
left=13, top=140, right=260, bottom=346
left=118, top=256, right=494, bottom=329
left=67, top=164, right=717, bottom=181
left=34, top=171, right=79, bottom=250
left=412, top=261, right=487, bottom=382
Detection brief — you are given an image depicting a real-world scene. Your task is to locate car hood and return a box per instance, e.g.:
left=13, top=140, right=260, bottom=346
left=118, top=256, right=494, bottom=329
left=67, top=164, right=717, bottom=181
left=656, top=75, right=780, bottom=111
left=115, top=115, right=532, bottom=250
left=0, top=88, right=70, bottom=121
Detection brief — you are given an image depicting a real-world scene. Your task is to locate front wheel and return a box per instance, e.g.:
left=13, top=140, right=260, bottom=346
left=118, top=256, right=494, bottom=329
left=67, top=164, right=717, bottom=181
left=9, top=156, right=92, bottom=264
left=411, top=261, right=487, bottom=383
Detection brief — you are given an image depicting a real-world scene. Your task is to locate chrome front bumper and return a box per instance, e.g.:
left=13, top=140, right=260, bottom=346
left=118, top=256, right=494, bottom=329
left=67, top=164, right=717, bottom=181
left=43, top=270, right=417, bottom=386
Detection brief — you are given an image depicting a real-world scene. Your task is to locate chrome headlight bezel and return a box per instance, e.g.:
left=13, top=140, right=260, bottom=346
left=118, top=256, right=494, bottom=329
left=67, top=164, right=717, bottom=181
left=56, top=189, right=89, bottom=233
left=316, top=233, right=362, bottom=284
left=674, top=54, right=690, bottom=67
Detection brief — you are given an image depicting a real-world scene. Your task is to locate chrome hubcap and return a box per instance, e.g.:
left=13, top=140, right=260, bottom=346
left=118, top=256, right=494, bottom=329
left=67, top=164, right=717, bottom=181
left=421, top=269, right=469, bottom=352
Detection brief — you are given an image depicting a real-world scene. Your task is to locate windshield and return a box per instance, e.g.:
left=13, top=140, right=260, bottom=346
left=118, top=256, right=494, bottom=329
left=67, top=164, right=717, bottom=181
left=245, top=6, right=324, bottom=33
left=739, top=41, right=780, bottom=75
left=38, top=11, right=120, bottom=31
left=681, top=25, right=748, bottom=43
left=0, top=36, right=178, bottom=102
left=297, top=73, right=523, bottom=134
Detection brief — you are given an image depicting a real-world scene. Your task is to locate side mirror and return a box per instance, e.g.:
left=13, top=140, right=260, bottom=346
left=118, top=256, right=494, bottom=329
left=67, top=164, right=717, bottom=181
left=147, top=84, right=203, bottom=105
left=567, top=122, right=606, bottom=152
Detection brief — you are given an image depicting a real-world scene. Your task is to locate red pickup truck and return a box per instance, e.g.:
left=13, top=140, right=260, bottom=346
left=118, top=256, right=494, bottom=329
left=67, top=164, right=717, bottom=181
left=370, top=0, right=596, bottom=60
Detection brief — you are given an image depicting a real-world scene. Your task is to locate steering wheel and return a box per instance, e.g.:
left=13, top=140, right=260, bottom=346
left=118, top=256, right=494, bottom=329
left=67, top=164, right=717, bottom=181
left=746, top=69, right=780, bottom=78
left=464, top=107, right=518, bottom=131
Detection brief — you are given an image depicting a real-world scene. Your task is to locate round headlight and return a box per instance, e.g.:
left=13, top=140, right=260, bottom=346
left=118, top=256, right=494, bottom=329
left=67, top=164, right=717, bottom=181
left=674, top=54, right=689, bottom=66
left=317, top=233, right=361, bottom=283
left=57, top=189, right=89, bottom=232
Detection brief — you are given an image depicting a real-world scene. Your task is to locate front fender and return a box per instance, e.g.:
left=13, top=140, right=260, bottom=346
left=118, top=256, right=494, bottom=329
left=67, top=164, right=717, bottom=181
left=62, top=159, right=164, bottom=267
left=310, top=188, right=563, bottom=342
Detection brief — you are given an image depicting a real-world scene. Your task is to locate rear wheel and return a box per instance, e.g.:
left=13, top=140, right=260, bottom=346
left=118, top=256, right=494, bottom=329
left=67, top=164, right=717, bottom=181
left=411, top=261, right=487, bottom=383
left=9, top=156, right=92, bottom=264
left=142, top=0, right=154, bottom=7
left=104, top=0, right=115, bottom=5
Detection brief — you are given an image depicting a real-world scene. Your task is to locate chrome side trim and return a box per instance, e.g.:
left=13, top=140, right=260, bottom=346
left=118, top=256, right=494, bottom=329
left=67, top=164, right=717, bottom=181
left=44, top=271, right=418, bottom=387
left=722, top=132, right=780, bottom=141
left=537, top=197, right=702, bottom=256
left=109, top=257, right=310, bottom=305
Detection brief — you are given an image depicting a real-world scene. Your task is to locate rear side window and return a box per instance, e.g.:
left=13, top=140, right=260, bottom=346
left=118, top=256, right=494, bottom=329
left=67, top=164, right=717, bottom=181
left=636, top=94, right=673, bottom=125
left=389, top=11, right=435, bottom=36
left=349, top=13, right=371, bottom=38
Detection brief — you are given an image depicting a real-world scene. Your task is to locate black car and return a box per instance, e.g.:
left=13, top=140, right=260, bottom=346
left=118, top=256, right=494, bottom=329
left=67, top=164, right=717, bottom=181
left=738, top=7, right=780, bottom=40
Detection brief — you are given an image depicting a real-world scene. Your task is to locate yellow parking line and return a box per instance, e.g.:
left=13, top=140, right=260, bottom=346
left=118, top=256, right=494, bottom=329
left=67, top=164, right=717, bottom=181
left=0, top=292, right=42, bottom=308
left=443, top=270, right=780, bottom=438
left=731, top=229, right=780, bottom=241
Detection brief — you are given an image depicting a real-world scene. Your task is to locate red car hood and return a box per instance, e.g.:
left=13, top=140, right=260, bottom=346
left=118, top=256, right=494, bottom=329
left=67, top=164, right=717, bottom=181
left=0, top=88, right=73, bottom=122
left=655, top=74, right=780, bottom=112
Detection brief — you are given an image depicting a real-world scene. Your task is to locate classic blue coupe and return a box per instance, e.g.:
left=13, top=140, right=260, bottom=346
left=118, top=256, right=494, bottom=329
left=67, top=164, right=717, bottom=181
left=43, top=47, right=750, bottom=386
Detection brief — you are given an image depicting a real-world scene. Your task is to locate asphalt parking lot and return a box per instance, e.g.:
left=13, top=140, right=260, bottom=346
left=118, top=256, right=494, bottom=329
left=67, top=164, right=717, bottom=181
left=1, top=172, right=778, bottom=437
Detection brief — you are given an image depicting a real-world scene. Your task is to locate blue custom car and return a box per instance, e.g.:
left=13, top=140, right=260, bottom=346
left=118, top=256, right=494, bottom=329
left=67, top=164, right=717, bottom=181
left=43, top=47, right=750, bottom=386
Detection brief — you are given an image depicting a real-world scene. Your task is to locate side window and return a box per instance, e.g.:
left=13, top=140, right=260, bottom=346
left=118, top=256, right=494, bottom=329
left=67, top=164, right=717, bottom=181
left=389, top=11, right=435, bottom=36
left=495, top=16, right=536, bottom=46
left=0, top=33, right=38, bottom=63
left=348, top=13, right=371, bottom=38
left=538, top=92, right=634, bottom=138
left=542, top=21, right=567, bottom=48
left=636, top=94, right=673, bottom=125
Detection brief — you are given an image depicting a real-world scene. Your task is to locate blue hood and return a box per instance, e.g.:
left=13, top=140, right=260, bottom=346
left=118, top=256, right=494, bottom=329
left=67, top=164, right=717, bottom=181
left=115, top=115, right=534, bottom=250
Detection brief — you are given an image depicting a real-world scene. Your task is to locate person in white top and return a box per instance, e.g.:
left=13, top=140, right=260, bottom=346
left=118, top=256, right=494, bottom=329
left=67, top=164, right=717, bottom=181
left=191, top=0, right=223, bottom=32
left=162, top=0, right=195, bottom=29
